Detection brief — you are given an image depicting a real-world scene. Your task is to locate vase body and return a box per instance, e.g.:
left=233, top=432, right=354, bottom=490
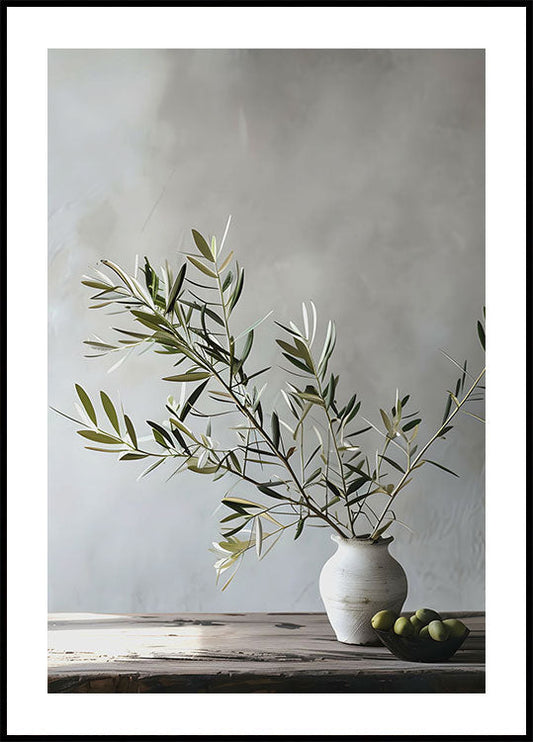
left=319, top=534, right=408, bottom=645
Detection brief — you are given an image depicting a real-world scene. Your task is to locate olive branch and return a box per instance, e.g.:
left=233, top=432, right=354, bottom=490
left=54, top=220, right=485, bottom=589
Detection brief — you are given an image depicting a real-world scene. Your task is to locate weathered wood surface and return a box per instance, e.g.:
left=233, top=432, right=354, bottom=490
left=48, top=612, right=485, bottom=693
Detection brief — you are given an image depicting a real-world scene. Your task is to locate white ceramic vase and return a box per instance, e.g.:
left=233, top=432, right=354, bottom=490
left=319, top=534, right=408, bottom=645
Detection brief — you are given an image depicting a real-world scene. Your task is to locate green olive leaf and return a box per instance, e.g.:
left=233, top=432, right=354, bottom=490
left=187, top=254, right=217, bottom=278
left=100, top=391, right=120, bottom=433
left=192, top=229, right=215, bottom=262
left=75, top=384, right=97, bottom=426
left=77, top=429, right=121, bottom=444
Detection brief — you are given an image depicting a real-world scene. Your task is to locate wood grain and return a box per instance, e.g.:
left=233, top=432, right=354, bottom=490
left=48, top=612, right=485, bottom=693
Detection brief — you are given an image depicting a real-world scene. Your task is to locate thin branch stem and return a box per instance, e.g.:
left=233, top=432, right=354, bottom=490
left=370, top=367, right=486, bottom=538
left=306, top=343, right=354, bottom=535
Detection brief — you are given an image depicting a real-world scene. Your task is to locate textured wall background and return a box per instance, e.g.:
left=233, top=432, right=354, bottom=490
left=48, top=49, right=484, bottom=613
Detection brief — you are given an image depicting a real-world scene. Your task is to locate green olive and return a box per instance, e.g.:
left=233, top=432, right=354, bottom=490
left=442, top=618, right=468, bottom=638
left=371, top=609, right=397, bottom=631
left=419, top=625, right=431, bottom=641
left=393, top=616, right=415, bottom=637
left=410, top=615, right=424, bottom=633
left=415, top=608, right=442, bottom=626
left=428, top=619, right=450, bottom=642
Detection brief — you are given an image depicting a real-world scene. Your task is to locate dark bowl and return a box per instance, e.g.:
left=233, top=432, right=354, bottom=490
left=373, top=627, right=470, bottom=663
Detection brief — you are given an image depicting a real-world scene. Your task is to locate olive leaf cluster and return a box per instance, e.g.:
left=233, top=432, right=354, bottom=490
left=55, top=222, right=485, bottom=589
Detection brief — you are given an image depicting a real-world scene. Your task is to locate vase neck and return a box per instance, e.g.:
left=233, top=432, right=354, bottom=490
left=332, top=534, right=393, bottom=550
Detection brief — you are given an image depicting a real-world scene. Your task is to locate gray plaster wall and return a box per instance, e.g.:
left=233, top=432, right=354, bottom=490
left=48, top=49, right=485, bottom=613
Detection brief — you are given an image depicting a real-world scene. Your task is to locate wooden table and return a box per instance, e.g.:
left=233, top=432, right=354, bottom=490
left=48, top=612, right=485, bottom=693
